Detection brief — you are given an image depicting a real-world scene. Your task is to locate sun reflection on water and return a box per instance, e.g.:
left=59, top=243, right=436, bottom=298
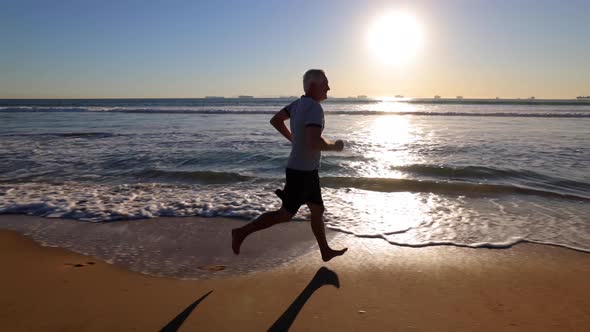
left=325, top=102, right=435, bottom=240
left=353, top=111, right=424, bottom=178
left=370, top=113, right=414, bottom=144
left=325, top=189, right=434, bottom=238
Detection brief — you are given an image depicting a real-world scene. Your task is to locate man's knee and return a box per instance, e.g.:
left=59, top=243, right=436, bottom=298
left=307, top=203, right=324, bottom=216
left=275, top=208, right=294, bottom=222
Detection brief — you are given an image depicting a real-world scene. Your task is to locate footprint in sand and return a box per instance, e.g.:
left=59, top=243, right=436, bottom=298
left=198, top=265, right=226, bottom=272
left=64, top=261, right=96, bottom=268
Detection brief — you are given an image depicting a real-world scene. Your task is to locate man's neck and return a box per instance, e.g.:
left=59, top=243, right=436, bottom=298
left=303, top=93, right=322, bottom=102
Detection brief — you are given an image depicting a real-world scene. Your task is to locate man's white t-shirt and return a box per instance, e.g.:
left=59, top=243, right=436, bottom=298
left=282, top=96, right=325, bottom=171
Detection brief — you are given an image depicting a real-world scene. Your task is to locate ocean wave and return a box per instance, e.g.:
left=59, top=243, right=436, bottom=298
left=392, top=164, right=590, bottom=191
left=135, top=169, right=255, bottom=184
left=321, top=176, right=590, bottom=201
left=2, top=98, right=589, bottom=107
left=56, top=132, right=116, bottom=138
left=2, top=106, right=590, bottom=118
left=0, top=182, right=277, bottom=222
left=394, top=164, right=510, bottom=178
left=0, top=131, right=119, bottom=139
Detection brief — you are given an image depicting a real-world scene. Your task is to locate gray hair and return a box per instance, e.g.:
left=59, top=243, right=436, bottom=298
left=303, top=69, right=326, bottom=93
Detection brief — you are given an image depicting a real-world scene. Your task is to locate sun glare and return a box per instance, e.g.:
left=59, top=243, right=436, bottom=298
left=368, top=11, right=424, bottom=65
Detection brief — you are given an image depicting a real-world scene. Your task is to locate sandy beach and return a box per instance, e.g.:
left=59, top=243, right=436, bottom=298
left=1, top=216, right=589, bottom=331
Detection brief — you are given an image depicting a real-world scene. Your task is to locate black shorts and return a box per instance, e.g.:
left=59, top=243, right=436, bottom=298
left=276, top=168, right=323, bottom=215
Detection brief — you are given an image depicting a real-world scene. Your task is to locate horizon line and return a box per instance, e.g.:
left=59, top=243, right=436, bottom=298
left=1, top=96, right=588, bottom=101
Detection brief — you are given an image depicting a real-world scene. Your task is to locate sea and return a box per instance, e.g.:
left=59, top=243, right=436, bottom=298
left=1, top=98, right=589, bottom=276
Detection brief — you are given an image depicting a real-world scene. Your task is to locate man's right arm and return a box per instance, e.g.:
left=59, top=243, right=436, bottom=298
left=270, top=109, right=292, bottom=142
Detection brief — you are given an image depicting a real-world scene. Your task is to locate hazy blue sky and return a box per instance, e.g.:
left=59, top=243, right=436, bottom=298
left=1, top=0, right=589, bottom=98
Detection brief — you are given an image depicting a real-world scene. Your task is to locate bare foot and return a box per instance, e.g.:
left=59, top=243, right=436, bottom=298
left=321, top=247, right=348, bottom=262
left=231, top=228, right=245, bottom=255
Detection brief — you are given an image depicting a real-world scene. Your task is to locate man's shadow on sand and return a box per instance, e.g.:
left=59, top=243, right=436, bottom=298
left=158, top=267, right=339, bottom=332
left=159, top=290, right=213, bottom=332
left=268, top=266, right=340, bottom=332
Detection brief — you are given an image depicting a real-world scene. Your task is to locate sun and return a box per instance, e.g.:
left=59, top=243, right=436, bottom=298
left=367, top=11, right=424, bottom=65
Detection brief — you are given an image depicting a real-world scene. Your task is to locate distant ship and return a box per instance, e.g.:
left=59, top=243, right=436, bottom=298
left=395, top=95, right=404, bottom=98
left=456, top=96, right=463, bottom=100
left=238, top=95, right=254, bottom=99
left=204, top=96, right=225, bottom=99
left=577, top=96, right=590, bottom=100
left=434, top=95, right=441, bottom=99
left=529, top=96, right=535, bottom=100
left=357, top=95, right=368, bottom=99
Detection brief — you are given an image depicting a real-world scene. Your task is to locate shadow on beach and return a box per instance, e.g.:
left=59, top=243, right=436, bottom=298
left=268, top=267, right=340, bottom=332
left=157, top=267, right=339, bottom=331
left=159, top=290, right=213, bottom=332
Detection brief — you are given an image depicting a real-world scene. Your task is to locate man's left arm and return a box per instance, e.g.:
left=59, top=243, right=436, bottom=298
left=320, top=137, right=344, bottom=151
left=306, top=127, right=343, bottom=151
left=305, top=106, right=343, bottom=151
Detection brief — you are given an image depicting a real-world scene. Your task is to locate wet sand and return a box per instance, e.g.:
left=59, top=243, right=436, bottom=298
left=1, top=215, right=590, bottom=331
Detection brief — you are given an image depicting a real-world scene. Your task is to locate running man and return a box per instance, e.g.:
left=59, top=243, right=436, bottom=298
left=231, top=69, right=348, bottom=262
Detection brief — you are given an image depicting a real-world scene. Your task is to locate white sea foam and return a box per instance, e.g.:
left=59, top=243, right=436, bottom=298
left=0, top=182, right=278, bottom=221
left=1, top=182, right=589, bottom=257
left=2, top=105, right=590, bottom=117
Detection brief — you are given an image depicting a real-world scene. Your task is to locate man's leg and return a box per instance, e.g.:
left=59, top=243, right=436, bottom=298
left=307, top=203, right=348, bottom=262
left=231, top=208, right=293, bottom=254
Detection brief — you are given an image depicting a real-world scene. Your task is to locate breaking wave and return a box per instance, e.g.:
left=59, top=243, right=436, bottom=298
left=2, top=106, right=590, bottom=118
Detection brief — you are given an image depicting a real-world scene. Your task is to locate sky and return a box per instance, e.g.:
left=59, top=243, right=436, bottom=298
left=1, top=0, right=589, bottom=99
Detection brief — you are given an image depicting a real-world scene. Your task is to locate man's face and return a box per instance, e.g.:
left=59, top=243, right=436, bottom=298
left=314, top=76, right=330, bottom=101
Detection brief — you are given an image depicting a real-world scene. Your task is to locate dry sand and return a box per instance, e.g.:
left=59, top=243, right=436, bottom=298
left=1, top=215, right=590, bottom=331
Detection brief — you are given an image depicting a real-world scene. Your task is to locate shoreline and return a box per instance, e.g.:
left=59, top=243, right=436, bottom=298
left=1, top=214, right=590, bottom=278
left=0, top=214, right=331, bottom=279
left=1, top=215, right=590, bottom=330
